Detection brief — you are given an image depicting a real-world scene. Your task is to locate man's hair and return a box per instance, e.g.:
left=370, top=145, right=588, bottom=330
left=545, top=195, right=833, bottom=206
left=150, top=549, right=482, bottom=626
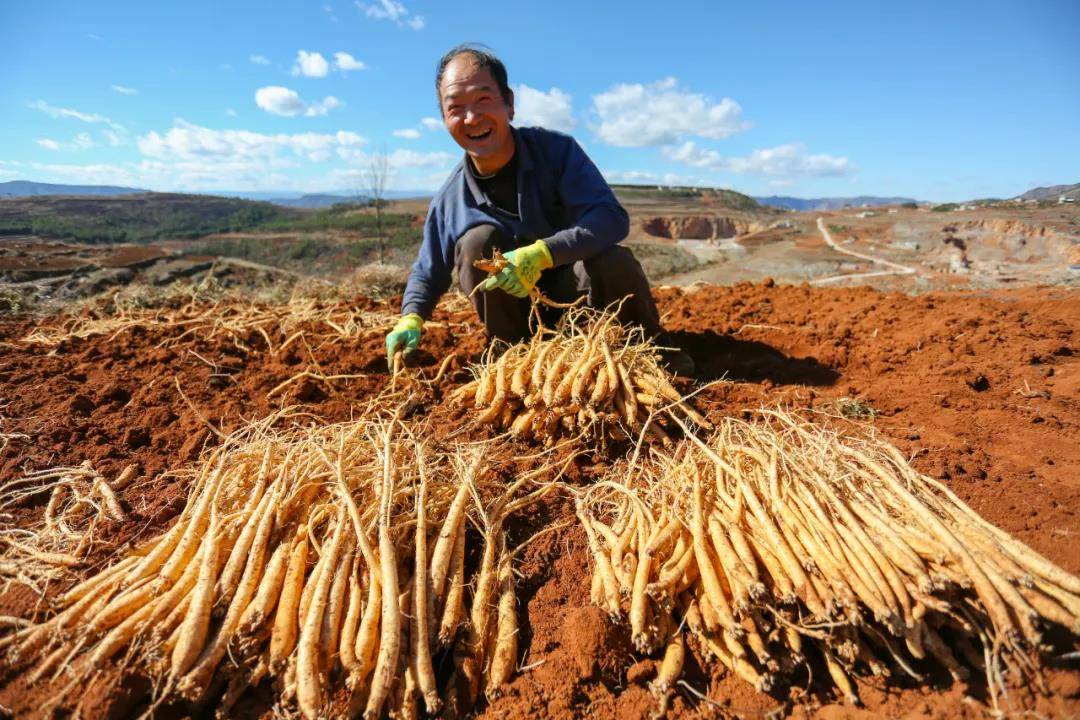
left=435, top=43, right=514, bottom=113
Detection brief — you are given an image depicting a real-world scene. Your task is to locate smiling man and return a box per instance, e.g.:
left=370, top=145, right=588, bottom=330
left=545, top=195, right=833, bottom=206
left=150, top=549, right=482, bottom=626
left=386, top=44, right=694, bottom=375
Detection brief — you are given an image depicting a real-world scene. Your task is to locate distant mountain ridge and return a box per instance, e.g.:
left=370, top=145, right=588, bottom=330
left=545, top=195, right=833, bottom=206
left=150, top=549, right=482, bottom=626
left=1016, top=183, right=1080, bottom=201
left=754, top=195, right=918, bottom=211
left=222, top=190, right=431, bottom=206
left=0, top=181, right=428, bottom=207
left=0, top=180, right=145, bottom=198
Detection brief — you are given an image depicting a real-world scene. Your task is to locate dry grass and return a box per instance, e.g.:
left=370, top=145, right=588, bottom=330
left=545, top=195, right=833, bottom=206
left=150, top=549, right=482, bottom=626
left=20, top=288, right=400, bottom=352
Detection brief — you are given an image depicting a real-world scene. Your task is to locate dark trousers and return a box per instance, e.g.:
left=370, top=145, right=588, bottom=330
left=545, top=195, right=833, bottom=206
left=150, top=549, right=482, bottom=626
left=455, top=224, right=662, bottom=344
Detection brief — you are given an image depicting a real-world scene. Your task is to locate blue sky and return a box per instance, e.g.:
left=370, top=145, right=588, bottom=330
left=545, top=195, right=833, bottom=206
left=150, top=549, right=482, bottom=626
left=1, top=0, right=1077, bottom=201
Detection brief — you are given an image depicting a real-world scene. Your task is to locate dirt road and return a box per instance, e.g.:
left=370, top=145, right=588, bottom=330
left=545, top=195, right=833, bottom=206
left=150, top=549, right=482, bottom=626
left=811, top=216, right=916, bottom=284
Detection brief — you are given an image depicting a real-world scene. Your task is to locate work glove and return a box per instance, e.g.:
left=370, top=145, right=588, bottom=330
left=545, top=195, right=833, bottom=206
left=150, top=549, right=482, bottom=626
left=385, top=313, right=423, bottom=369
left=480, top=239, right=553, bottom=298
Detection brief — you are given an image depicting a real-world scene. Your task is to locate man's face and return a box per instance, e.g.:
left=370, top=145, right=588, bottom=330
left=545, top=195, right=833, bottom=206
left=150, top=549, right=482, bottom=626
left=439, top=55, right=514, bottom=171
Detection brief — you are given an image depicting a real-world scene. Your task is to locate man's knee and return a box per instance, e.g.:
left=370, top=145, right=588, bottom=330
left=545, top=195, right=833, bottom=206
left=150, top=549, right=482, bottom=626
left=583, top=244, right=645, bottom=278
left=455, top=224, right=509, bottom=267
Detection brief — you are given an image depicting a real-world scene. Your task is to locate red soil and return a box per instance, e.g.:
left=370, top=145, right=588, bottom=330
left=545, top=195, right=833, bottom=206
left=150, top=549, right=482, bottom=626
left=0, top=282, right=1077, bottom=718
left=0, top=240, right=165, bottom=272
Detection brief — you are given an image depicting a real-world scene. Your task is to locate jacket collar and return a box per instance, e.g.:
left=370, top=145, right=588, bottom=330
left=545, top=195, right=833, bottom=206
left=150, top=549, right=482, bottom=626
left=462, top=126, right=533, bottom=207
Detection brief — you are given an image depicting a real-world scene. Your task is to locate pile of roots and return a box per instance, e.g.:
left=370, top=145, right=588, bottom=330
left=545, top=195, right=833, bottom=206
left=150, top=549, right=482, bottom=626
left=0, top=461, right=136, bottom=593
left=1, top=412, right=558, bottom=719
left=576, top=411, right=1080, bottom=712
left=450, top=308, right=711, bottom=445
left=19, top=291, right=399, bottom=352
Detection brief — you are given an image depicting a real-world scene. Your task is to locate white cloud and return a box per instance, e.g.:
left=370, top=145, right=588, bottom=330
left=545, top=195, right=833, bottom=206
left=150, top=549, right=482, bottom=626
left=333, top=51, right=366, bottom=72
left=323, top=149, right=455, bottom=192
left=602, top=169, right=657, bottom=184
left=249, top=54, right=271, bottom=66
left=255, top=86, right=342, bottom=117
left=256, top=86, right=305, bottom=116
left=226, top=108, right=238, bottom=117
left=356, top=0, right=424, bottom=30
left=358, top=0, right=406, bottom=20
left=111, top=84, right=138, bottom=96
left=102, top=130, right=124, bottom=146
left=27, top=163, right=143, bottom=186
left=513, top=84, right=575, bottom=133
left=35, top=133, right=95, bottom=152
left=602, top=169, right=699, bottom=186
left=334, top=144, right=454, bottom=169
left=395, top=117, right=444, bottom=139
left=138, top=120, right=365, bottom=161
left=323, top=3, right=338, bottom=22
left=21, top=116, right=453, bottom=193
left=662, top=141, right=854, bottom=177
left=292, top=50, right=330, bottom=78
left=304, top=96, right=342, bottom=117
left=387, top=149, right=454, bottom=168
left=592, top=77, right=748, bottom=147
left=662, top=142, right=721, bottom=167
left=29, top=100, right=125, bottom=132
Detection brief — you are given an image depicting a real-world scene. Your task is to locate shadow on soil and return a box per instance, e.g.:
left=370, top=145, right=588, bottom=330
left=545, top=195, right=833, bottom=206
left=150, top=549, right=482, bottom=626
left=671, top=329, right=840, bottom=386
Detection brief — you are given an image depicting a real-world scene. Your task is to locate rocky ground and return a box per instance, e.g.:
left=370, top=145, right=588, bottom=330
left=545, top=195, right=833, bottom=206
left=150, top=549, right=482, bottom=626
left=632, top=204, right=1080, bottom=292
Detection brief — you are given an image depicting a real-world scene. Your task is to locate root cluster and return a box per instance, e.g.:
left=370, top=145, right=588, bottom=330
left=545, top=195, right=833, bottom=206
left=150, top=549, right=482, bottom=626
left=0, top=462, right=133, bottom=594
left=577, top=410, right=1080, bottom=711
left=2, top=414, right=555, bottom=719
left=451, top=308, right=710, bottom=445
left=20, top=292, right=399, bottom=352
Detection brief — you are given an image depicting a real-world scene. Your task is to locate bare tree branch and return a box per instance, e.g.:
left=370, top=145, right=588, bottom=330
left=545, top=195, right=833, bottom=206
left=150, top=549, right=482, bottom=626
left=365, top=150, right=391, bottom=264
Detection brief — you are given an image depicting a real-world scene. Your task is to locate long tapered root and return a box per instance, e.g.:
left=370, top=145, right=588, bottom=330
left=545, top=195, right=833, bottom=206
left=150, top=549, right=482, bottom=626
left=3, top=411, right=550, bottom=719
left=577, top=409, right=1080, bottom=711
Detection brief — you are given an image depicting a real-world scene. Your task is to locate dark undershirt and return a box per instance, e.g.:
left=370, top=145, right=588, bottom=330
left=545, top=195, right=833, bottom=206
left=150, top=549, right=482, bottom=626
left=473, top=151, right=519, bottom=217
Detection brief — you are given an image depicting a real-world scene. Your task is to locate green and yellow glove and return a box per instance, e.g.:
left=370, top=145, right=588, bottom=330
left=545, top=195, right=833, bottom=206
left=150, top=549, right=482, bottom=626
left=385, top=313, right=423, bottom=368
left=480, top=239, right=553, bottom=298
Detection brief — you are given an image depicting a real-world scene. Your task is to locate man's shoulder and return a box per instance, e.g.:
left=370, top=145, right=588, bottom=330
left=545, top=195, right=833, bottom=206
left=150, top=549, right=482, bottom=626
left=516, top=125, right=577, bottom=151
left=428, top=161, right=466, bottom=214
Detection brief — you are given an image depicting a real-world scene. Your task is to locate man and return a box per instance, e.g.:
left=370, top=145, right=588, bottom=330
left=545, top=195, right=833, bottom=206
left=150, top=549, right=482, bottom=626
left=385, top=44, right=694, bottom=375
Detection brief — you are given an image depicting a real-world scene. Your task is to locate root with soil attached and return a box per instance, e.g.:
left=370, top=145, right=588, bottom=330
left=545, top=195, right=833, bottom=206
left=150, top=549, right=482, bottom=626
left=576, top=409, right=1080, bottom=713
left=1, top=408, right=558, bottom=719
left=451, top=307, right=711, bottom=446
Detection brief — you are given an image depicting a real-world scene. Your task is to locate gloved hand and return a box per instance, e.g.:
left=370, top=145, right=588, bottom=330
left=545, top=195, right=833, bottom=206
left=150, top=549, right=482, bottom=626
left=480, top=239, right=553, bottom=298
left=385, top=313, right=423, bottom=369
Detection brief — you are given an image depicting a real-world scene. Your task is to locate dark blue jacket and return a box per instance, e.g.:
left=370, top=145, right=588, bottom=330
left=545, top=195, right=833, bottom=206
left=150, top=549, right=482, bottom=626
left=401, top=126, right=630, bottom=318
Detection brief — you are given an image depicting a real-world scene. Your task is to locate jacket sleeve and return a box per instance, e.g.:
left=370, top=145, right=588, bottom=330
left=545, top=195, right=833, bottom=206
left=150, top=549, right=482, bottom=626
left=401, top=205, right=452, bottom=319
left=543, top=136, right=631, bottom=267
